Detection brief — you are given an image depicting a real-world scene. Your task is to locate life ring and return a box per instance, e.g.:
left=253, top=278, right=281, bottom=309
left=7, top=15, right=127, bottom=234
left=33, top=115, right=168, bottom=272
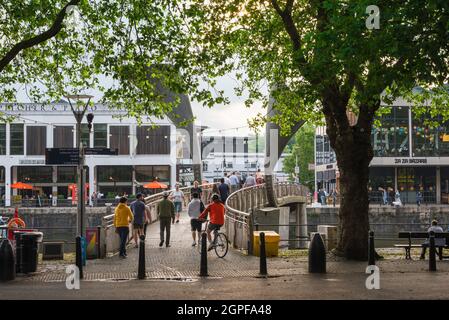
left=7, top=217, right=26, bottom=229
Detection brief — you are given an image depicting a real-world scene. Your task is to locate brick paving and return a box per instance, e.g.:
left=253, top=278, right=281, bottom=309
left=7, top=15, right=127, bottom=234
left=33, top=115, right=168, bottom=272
left=18, top=210, right=449, bottom=282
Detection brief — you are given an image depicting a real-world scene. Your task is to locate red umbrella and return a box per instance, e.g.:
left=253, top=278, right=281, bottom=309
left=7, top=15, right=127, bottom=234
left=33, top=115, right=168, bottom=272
left=11, top=182, right=33, bottom=190
left=143, top=181, right=168, bottom=189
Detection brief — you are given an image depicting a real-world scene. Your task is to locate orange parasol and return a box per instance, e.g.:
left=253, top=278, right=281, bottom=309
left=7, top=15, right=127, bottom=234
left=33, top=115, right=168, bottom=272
left=11, top=182, right=33, bottom=190
left=143, top=181, right=168, bottom=189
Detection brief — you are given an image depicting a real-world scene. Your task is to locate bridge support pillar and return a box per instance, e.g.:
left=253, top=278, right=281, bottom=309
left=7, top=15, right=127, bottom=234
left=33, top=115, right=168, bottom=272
left=298, top=203, right=308, bottom=249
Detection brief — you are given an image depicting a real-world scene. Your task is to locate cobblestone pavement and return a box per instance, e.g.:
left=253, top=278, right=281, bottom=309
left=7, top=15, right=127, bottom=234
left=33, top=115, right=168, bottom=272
left=17, top=211, right=449, bottom=282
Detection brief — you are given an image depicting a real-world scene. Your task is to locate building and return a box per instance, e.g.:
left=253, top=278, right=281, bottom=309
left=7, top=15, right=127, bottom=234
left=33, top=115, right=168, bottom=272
left=314, top=97, right=449, bottom=204
left=200, top=135, right=289, bottom=183
left=0, top=102, right=177, bottom=206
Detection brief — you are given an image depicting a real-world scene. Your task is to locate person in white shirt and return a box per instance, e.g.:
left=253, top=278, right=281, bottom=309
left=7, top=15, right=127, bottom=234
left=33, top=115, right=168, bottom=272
left=420, top=220, right=445, bottom=260
left=187, top=192, right=204, bottom=246
left=223, top=172, right=231, bottom=186
left=170, top=184, right=185, bottom=224
left=229, top=172, right=240, bottom=193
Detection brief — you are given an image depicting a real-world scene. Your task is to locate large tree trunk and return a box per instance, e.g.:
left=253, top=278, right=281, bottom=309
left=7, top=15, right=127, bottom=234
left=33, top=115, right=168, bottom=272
left=323, top=97, right=375, bottom=261
left=334, top=134, right=372, bottom=260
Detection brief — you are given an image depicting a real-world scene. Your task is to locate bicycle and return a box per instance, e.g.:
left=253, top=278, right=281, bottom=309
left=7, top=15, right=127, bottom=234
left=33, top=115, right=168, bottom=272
left=197, top=219, right=229, bottom=258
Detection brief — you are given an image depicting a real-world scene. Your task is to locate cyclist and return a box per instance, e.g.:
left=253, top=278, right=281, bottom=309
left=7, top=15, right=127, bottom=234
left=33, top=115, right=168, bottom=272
left=198, top=193, right=225, bottom=251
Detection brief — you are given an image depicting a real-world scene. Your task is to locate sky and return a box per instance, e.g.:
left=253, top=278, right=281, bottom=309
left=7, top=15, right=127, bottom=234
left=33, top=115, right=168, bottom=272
left=191, top=74, right=266, bottom=137
left=15, top=74, right=266, bottom=137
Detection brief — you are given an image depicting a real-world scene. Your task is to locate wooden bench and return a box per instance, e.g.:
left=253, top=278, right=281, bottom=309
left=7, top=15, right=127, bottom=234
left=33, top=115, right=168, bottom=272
left=395, top=232, right=449, bottom=260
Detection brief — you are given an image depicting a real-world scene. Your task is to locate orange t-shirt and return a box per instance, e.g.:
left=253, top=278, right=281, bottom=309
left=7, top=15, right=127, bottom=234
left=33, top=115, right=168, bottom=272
left=199, top=202, right=225, bottom=225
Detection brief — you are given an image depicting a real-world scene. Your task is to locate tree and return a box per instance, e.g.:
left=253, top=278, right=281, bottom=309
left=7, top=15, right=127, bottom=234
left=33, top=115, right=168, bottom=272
left=0, top=1, right=225, bottom=121
left=184, top=0, right=449, bottom=259
left=283, top=125, right=315, bottom=191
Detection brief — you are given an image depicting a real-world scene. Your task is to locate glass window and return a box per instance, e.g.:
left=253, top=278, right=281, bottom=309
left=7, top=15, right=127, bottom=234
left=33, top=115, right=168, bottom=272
left=57, top=167, right=77, bottom=183
left=153, top=166, right=170, bottom=183
left=94, top=124, right=107, bottom=148
left=372, top=107, right=410, bottom=157
left=97, top=165, right=132, bottom=182
left=397, top=167, right=436, bottom=204
left=412, top=111, right=449, bottom=157
left=441, top=167, right=449, bottom=204
left=81, top=124, right=90, bottom=147
left=135, top=166, right=153, bottom=182
left=17, top=166, right=52, bottom=183
left=10, top=124, right=24, bottom=155
left=0, top=166, right=4, bottom=183
left=0, top=124, right=5, bottom=155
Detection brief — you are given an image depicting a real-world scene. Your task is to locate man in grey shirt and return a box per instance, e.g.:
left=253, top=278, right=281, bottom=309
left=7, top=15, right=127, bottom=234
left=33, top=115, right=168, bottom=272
left=187, top=192, right=205, bottom=246
left=243, top=173, right=256, bottom=187
left=131, top=193, right=147, bottom=248
left=420, top=220, right=445, bottom=260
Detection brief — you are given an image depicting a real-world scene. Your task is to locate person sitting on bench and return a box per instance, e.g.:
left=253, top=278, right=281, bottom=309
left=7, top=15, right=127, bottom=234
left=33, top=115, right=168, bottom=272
left=420, top=220, right=445, bottom=260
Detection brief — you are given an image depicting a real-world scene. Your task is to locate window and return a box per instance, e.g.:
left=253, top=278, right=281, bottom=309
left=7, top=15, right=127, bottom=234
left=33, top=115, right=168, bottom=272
left=94, top=124, right=107, bottom=148
left=81, top=124, right=90, bottom=147
left=136, top=126, right=170, bottom=155
left=135, top=166, right=154, bottom=182
left=10, top=124, right=24, bottom=155
left=97, top=166, right=132, bottom=182
left=153, top=166, right=170, bottom=183
left=57, top=167, right=77, bottom=183
left=53, top=126, right=73, bottom=148
left=0, top=124, right=5, bottom=155
left=26, top=126, right=46, bottom=155
left=0, top=166, right=4, bottom=183
left=109, top=126, right=129, bottom=155
left=372, top=107, right=409, bottom=157
left=17, top=166, right=52, bottom=183
left=412, top=112, right=449, bottom=157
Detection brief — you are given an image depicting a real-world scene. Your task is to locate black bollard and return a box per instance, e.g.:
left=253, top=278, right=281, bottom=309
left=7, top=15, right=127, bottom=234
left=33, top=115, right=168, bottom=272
left=429, top=231, right=436, bottom=272
left=308, top=233, right=326, bottom=273
left=138, top=235, right=146, bottom=279
left=76, top=236, right=84, bottom=279
left=259, top=232, right=268, bottom=276
left=368, top=231, right=375, bottom=265
left=0, top=239, right=15, bottom=281
left=200, top=233, right=208, bottom=277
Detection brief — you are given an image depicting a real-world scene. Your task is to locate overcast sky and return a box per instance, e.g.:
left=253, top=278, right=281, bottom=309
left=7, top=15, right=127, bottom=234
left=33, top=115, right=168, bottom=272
left=15, top=74, right=266, bottom=137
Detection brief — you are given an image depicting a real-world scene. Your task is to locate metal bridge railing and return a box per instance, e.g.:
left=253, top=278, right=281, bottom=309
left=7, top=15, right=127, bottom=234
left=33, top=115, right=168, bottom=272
left=224, top=182, right=308, bottom=253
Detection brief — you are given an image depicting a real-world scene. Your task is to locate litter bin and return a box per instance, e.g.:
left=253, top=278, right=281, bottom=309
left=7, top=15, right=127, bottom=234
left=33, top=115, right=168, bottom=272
left=15, top=231, right=43, bottom=273
left=253, top=231, right=280, bottom=257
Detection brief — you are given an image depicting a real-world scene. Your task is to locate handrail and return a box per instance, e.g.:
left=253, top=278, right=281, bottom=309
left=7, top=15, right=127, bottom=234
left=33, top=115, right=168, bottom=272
left=224, top=182, right=309, bottom=252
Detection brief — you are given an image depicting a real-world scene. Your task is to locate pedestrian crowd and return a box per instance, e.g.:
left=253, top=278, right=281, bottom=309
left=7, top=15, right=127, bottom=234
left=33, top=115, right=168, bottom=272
left=112, top=171, right=263, bottom=258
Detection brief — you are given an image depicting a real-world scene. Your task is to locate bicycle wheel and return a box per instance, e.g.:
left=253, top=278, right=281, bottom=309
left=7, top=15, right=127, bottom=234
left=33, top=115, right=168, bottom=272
left=214, top=233, right=229, bottom=258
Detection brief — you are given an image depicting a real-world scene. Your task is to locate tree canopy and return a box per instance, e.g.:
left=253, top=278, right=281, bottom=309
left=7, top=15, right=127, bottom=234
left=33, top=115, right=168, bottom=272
left=0, top=0, right=228, bottom=122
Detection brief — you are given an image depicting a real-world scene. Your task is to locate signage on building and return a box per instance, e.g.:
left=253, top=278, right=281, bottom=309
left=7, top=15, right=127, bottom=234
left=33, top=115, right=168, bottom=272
left=308, top=163, right=315, bottom=171
left=45, top=148, right=79, bottom=165
left=294, top=166, right=300, bottom=174
left=19, top=159, right=46, bottom=165
left=394, top=158, right=427, bottom=164
left=84, top=148, right=118, bottom=156
left=370, top=157, right=449, bottom=166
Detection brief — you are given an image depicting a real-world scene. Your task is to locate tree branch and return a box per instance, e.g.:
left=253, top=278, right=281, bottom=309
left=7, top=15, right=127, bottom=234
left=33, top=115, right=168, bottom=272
left=270, top=0, right=304, bottom=61
left=0, top=0, right=80, bottom=73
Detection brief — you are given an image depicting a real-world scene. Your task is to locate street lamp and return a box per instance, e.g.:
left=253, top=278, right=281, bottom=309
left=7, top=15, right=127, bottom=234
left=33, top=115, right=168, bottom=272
left=66, top=94, right=93, bottom=278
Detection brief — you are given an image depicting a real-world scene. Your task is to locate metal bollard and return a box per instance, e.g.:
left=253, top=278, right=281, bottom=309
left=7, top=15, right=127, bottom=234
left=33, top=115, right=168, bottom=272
left=368, top=231, right=375, bottom=265
left=76, top=236, right=84, bottom=279
left=429, top=231, right=436, bottom=272
left=0, top=239, right=15, bottom=281
left=200, top=233, right=208, bottom=277
left=138, top=235, right=146, bottom=279
left=259, top=232, right=268, bottom=276
left=308, top=233, right=326, bottom=273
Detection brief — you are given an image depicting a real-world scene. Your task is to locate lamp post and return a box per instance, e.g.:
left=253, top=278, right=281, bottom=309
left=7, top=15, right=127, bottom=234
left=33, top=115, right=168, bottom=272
left=65, top=94, right=93, bottom=241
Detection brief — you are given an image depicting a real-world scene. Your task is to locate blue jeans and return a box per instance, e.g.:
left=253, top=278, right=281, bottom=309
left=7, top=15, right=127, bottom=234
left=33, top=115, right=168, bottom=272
left=117, top=227, right=129, bottom=256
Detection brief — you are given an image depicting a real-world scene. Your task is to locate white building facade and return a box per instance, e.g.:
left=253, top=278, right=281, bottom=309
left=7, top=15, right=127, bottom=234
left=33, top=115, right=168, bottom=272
left=0, top=102, right=177, bottom=206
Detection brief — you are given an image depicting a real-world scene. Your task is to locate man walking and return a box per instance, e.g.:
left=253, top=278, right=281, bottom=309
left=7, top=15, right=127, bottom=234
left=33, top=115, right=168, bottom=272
left=130, top=193, right=147, bottom=248
left=229, top=172, right=240, bottom=193
left=171, top=184, right=185, bottom=223
left=218, top=178, right=230, bottom=203
left=113, top=197, right=134, bottom=258
left=187, top=192, right=204, bottom=246
left=243, top=173, right=256, bottom=188
left=157, top=191, right=175, bottom=247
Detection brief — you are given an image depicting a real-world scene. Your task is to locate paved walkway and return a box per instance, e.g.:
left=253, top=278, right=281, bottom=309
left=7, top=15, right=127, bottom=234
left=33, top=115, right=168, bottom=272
left=13, top=209, right=449, bottom=283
